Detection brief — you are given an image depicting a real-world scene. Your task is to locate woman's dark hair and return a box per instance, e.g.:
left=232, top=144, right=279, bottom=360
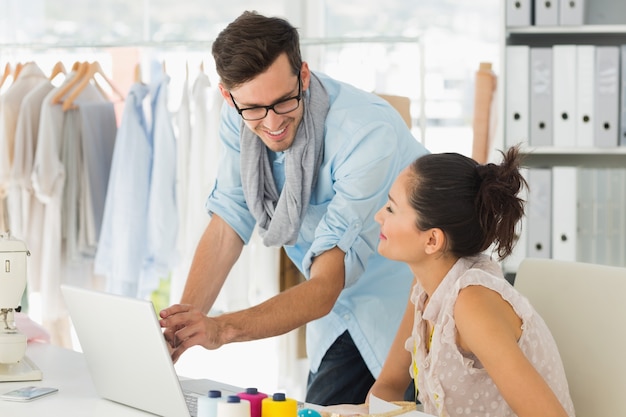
left=406, top=146, right=528, bottom=260
left=212, top=11, right=302, bottom=90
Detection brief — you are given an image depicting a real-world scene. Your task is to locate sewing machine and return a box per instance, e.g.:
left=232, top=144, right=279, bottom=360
left=0, top=234, right=41, bottom=382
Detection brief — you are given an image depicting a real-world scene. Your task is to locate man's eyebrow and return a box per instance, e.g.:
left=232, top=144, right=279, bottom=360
left=237, top=79, right=299, bottom=108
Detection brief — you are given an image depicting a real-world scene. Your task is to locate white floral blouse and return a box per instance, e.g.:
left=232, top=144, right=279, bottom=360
left=406, top=254, right=576, bottom=417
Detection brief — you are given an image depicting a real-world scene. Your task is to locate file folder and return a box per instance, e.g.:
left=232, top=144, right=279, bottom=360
left=502, top=168, right=529, bottom=274
left=576, top=45, right=595, bottom=147
left=506, top=0, right=532, bottom=26
left=620, top=45, right=626, bottom=146
left=530, top=47, right=553, bottom=146
left=559, top=0, right=585, bottom=25
left=535, top=0, right=559, bottom=26
left=553, top=45, right=577, bottom=147
left=552, top=167, right=577, bottom=261
left=506, top=45, right=530, bottom=147
left=576, top=168, right=595, bottom=263
left=527, top=168, right=552, bottom=259
left=594, top=46, right=620, bottom=148
left=594, top=169, right=609, bottom=264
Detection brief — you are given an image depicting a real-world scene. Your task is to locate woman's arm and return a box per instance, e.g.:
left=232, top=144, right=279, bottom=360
left=455, top=286, right=570, bottom=417
left=368, top=278, right=416, bottom=402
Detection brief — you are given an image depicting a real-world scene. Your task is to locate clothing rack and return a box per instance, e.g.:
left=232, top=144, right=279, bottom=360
left=0, top=35, right=426, bottom=144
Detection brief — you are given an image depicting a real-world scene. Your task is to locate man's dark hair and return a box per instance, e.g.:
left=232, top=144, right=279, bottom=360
left=212, top=11, right=303, bottom=90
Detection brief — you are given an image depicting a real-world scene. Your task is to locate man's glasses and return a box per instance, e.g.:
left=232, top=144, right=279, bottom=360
left=230, top=72, right=302, bottom=121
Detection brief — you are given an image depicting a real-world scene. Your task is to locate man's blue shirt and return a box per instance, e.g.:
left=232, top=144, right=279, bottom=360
left=206, top=72, right=429, bottom=377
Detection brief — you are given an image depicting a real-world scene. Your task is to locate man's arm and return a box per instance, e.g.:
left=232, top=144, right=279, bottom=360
left=180, top=214, right=245, bottom=314
left=159, top=246, right=345, bottom=361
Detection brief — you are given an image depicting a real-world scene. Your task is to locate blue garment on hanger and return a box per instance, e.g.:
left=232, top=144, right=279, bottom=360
left=143, top=71, right=179, bottom=296
left=95, top=82, right=153, bottom=297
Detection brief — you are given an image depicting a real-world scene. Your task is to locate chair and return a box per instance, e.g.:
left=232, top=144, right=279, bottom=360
left=514, top=258, right=626, bottom=417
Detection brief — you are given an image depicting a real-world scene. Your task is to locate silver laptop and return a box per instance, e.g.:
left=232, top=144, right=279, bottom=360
left=61, top=284, right=241, bottom=417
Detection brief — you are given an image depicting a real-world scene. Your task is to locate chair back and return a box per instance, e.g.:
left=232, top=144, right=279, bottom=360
left=515, top=258, right=626, bottom=417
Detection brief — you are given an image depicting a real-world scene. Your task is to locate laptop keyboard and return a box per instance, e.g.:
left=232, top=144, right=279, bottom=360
left=184, top=391, right=198, bottom=417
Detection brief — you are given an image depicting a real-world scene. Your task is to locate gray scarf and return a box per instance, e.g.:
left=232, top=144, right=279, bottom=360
left=240, top=73, right=329, bottom=247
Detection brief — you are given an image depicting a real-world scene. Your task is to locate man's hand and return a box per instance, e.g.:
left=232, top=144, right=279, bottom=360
left=159, top=304, right=223, bottom=363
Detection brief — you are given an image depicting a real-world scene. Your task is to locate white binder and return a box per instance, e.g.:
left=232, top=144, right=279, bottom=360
left=502, top=168, right=529, bottom=274
left=552, top=167, right=577, bottom=261
left=535, top=0, right=559, bottom=26
left=506, top=45, right=530, bottom=147
left=576, top=45, right=595, bottom=148
left=559, top=0, right=585, bottom=25
left=619, top=45, right=626, bottom=146
left=506, top=0, right=532, bottom=26
left=553, top=45, right=577, bottom=147
left=530, top=47, right=553, bottom=146
left=594, top=46, right=620, bottom=148
left=527, top=168, right=552, bottom=258
left=576, top=168, right=595, bottom=263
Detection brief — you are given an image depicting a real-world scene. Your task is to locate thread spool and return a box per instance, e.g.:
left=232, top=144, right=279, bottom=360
left=261, top=392, right=297, bottom=417
left=298, top=409, right=322, bottom=417
left=197, top=390, right=222, bottom=417
left=237, top=387, right=267, bottom=417
left=217, top=395, right=250, bottom=417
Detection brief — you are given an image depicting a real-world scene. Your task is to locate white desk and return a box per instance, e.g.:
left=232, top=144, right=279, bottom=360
left=0, top=343, right=157, bottom=416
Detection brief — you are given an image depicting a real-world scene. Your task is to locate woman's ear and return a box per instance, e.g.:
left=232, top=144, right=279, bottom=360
left=424, top=228, right=446, bottom=255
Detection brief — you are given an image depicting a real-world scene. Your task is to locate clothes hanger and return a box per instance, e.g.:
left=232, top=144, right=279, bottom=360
left=13, top=62, right=23, bottom=81
left=0, top=63, right=11, bottom=89
left=62, top=61, right=125, bottom=111
left=134, top=62, right=142, bottom=83
left=49, top=61, right=67, bottom=81
left=51, top=61, right=90, bottom=105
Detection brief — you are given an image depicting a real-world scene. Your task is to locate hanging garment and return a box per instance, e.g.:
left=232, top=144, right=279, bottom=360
left=11, top=80, right=55, bottom=292
left=0, top=62, right=49, bottom=236
left=170, top=74, right=191, bottom=304
left=95, top=82, right=152, bottom=297
left=77, top=101, right=117, bottom=256
left=143, top=71, right=179, bottom=298
left=32, top=75, right=108, bottom=321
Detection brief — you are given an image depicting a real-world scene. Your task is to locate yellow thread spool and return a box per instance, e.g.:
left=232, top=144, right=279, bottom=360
left=261, top=392, right=297, bottom=417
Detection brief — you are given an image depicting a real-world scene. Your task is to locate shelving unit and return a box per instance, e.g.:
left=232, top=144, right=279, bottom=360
left=499, top=2, right=626, bottom=273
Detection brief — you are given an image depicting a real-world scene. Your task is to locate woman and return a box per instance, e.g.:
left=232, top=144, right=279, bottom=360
left=369, top=146, right=575, bottom=417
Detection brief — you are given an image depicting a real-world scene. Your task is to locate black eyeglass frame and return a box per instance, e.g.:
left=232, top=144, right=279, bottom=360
left=229, top=72, right=302, bottom=121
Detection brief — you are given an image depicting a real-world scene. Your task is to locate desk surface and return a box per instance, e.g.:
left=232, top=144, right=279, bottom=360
left=0, top=343, right=157, bottom=416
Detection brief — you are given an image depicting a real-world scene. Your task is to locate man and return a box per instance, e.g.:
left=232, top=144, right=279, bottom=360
left=159, top=10, right=429, bottom=406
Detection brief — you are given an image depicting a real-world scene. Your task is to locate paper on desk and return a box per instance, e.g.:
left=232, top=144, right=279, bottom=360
left=369, top=394, right=436, bottom=416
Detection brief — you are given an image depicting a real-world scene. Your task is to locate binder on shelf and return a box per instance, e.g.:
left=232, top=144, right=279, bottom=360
left=576, top=45, right=595, bottom=148
left=619, top=45, right=626, bottom=146
left=502, top=168, right=529, bottom=274
left=607, top=169, right=626, bottom=265
left=506, top=0, right=532, bottom=27
left=593, top=169, right=610, bottom=265
left=535, top=0, right=559, bottom=26
left=559, top=0, right=585, bottom=25
left=553, top=45, right=577, bottom=147
left=576, top=168, right=595, bottom=264
left=505, top=45, right=530, bottom=147
left=552, top=167, right=577, bottom=261
left=529, top=47, right=553, bottom=146
left=526, top=168, right=552, bottom=259
left=594, top=46, right=620, bottom=148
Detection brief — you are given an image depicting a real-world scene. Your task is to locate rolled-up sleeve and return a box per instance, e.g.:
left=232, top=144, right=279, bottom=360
left=302, top=120, right=400, bottom=288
